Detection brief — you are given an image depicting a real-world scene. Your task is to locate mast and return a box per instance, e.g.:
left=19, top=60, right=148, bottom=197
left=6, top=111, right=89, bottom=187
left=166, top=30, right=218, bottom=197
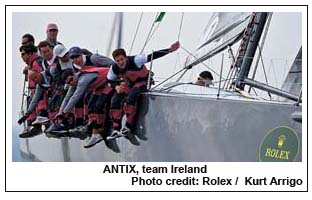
left=233, top=12, right=301, bottom=102
left=106, top=12, right=123, bottom=56
left=235, top=12, right=268, bottom=89
left=117, top=12, right=123, bottom=48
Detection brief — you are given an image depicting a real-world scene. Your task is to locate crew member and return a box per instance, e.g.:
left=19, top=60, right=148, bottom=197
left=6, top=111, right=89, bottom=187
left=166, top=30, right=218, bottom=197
left=106, top=41, right=180, bottom=143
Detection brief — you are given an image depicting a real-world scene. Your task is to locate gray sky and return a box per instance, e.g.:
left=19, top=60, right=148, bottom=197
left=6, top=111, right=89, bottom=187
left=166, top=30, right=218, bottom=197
left=12, top=11, right=302, bottom=123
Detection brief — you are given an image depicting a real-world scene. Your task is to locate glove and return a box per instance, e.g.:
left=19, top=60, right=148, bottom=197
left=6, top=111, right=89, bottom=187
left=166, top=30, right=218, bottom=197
left=17, top=113, right=29, bottom=124
left=169, top=41, right=180, bottom=52
left=116, top=84, right=129, bottom=94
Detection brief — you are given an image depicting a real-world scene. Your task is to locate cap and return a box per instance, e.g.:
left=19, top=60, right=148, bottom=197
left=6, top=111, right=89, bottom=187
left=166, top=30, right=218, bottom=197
left=49, top=44, right=68, bottom=64
left=69, top=46, right=82, bottom=58
left=47, top=23, right=58, bottom=31
left=54, top=44, right=68, bottom=58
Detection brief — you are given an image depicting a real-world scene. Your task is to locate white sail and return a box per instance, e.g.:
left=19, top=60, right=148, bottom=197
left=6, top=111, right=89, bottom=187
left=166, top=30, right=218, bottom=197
left=186, top=12, right=251, bottom=68
left=281, top=47, right=302, bottom=98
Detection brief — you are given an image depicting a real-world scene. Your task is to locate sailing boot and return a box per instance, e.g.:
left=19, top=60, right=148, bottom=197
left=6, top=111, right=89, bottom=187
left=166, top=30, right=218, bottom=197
left=121, top=125, right=140, bottom=146
left=106, top=129, right=122, bottom=141
left=68, top=125, right=90, bottom=140
left=122, top=104, right=140, bottom=144
left=84, top=133, right=103, bottom=148
left=32, top=116, right=50, bottom=126
left=134, top=124, right=148, bottom=141
left=45, top=119, right=68, bottom=138
left=45, top=123, right=66, bottom=133
left=100, top=128, right=120, bottom=153
left=103, top=138, right=121, bottom=153
left=107, top=109, right=123, bottom=141
left=19, top=124, right=43, bottom=138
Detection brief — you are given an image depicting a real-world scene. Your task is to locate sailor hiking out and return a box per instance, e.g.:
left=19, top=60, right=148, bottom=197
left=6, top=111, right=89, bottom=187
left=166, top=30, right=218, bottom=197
left=18, top=40, right=61, bottom=137
left=54, top=66, right=119, bottom=151
left=106, top=41, right=180, bottom=141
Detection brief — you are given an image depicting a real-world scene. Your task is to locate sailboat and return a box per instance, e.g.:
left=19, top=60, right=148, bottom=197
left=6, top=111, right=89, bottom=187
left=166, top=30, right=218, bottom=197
left=18, top=12, right=302, bottom=162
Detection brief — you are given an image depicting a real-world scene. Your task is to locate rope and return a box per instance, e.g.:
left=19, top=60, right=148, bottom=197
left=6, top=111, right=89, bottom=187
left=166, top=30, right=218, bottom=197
left=129, top=12, right=143, bottom=54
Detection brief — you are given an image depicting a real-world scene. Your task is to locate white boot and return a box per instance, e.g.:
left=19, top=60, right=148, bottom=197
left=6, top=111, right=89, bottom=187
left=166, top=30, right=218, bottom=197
left=106, top=130, right=120, bottom=141
left=119, top=126, right=130, bottom=137
left=84, top=134, right=103, bottom=148
left=32, top=116, right=50, bottom=125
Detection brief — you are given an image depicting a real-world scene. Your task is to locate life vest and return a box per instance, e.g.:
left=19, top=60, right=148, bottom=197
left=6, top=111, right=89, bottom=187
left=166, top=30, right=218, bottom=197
left=79, top=66, right=109, bottom=90
left=28, top=56, right=44, bottom=90
left=30, top=56, right=44, bottom=72
left=42, top=60, right=58, bottom=89
left=118, top=56, right=149, bottom=86
left=121, top=65, right=149, bottom=84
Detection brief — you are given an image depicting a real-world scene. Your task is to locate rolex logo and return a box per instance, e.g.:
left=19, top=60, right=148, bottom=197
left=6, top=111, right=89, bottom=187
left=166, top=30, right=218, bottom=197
left=277, top=135, right=286, bottom=148
left=260, top=127, right=299, bottom=162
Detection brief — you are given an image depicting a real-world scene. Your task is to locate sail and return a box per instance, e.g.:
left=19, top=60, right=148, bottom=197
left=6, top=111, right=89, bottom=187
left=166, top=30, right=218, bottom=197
left=281, top=47, right=302, bottom=97
left=186, top=12, right=252, bottom=68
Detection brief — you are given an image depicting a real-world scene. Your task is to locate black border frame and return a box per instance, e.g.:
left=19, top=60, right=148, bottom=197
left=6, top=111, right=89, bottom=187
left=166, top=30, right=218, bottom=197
left=4, top=4, right=309, bottom=192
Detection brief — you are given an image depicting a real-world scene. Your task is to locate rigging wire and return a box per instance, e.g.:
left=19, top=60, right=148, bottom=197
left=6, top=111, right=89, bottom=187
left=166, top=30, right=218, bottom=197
left=180, top=45, right=226, bottom=81
left=282, top=60, right=289, bottom=83
left=152, top=44, right=230, bottom=90
left=129, top=12, right=143, bottom=54
left=177, top=12, right=184, bottom=41
left=173, top=12, right=185, bottom=79
left=106, top=14, right=118, bottom=56
left=144, top=12, right=168, bottom=48
left=140, top=13, right=160, bottom=54
left=222, top=46, right=235, bottom=90
left=151, top=67, right=188, bottom=90
left=144, top=22, right=161, bottom=46
left=172, top=53, right=180, bottom=74
left=270, top=59, right=278, bottom=89
left=258, top=47, right=272, bottom=99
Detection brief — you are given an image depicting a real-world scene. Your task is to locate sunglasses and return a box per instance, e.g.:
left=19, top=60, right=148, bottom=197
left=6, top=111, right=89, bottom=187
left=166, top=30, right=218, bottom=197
left=22, top=41, right=31, bottom=45
left=21, top=52, right=27, bottom=56
left=70, top=54, right=80, bottom=59
left=48, top=29, right=58, bottom=32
